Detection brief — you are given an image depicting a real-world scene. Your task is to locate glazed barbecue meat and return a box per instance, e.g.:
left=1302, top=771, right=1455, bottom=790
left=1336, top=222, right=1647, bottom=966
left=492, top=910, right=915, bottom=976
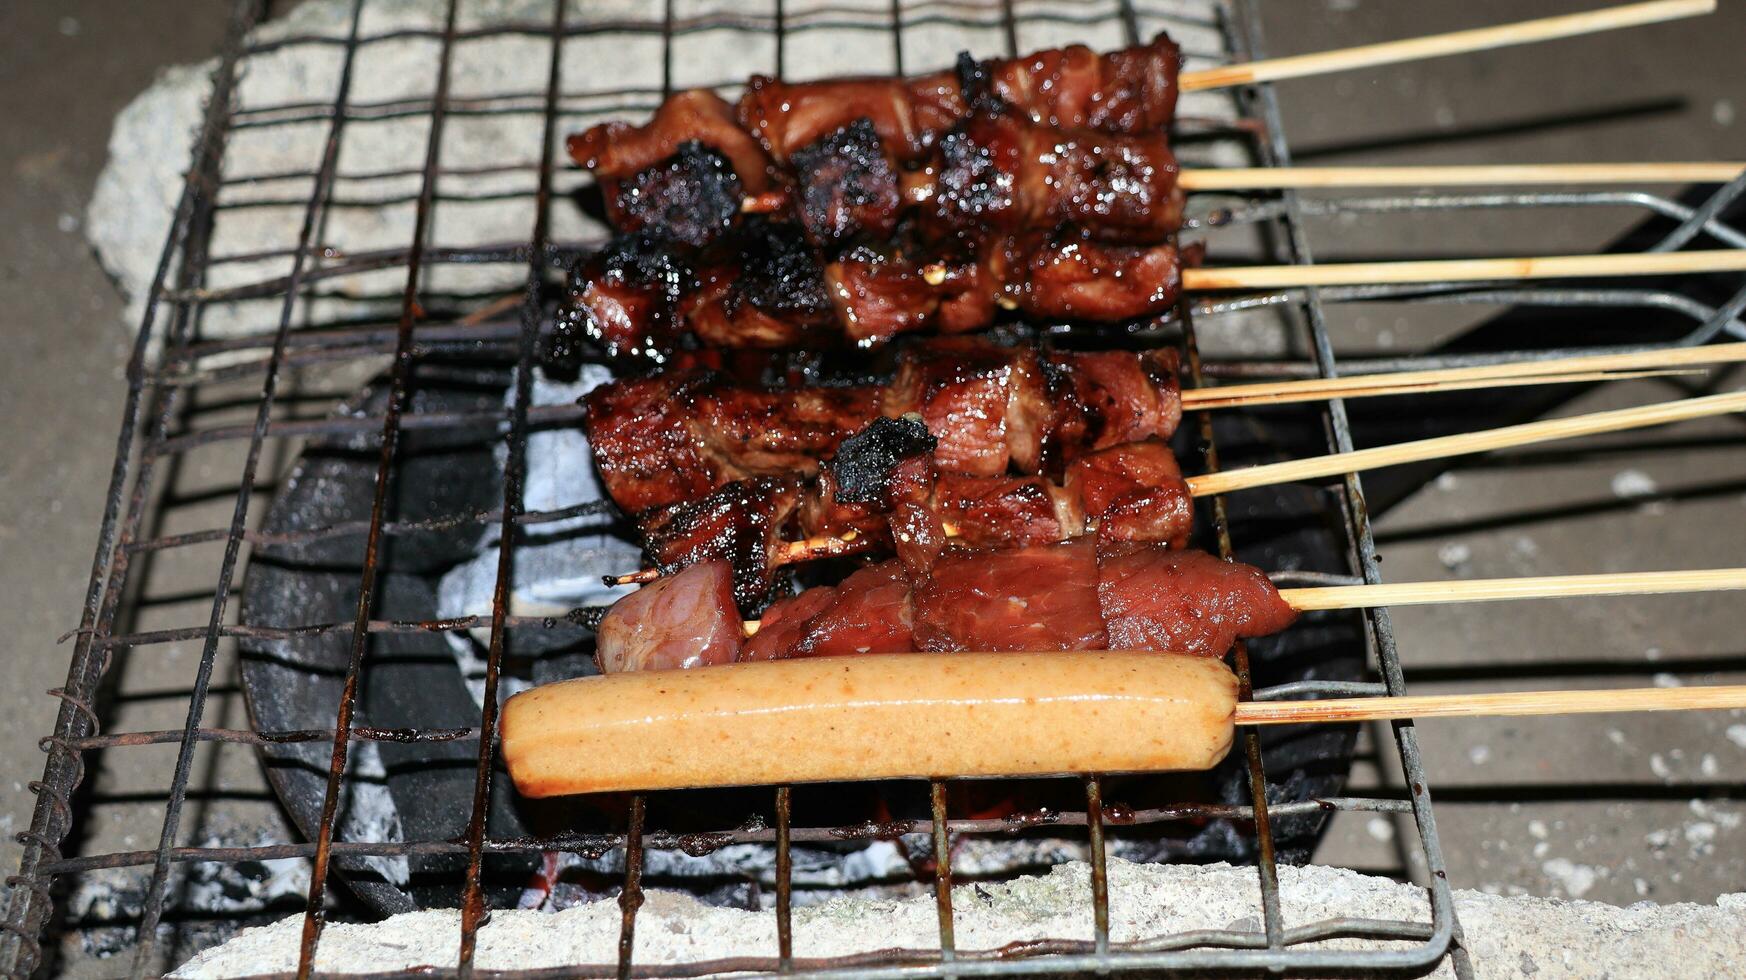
left=737, top=68, right=967, bottom=165
left=547, top=232, right=690, bottom=367
left=735, top=33, right=1181, bottom=165
left=638, top=477, right=805, bottom=606
left=1006, top=231, right=1189, bottom=322
left=635, top=426, right=1195, bottom=602
left=566, top=91, right=785, bottom=249
left=981, top=33, right=1182, bottom=133
left=908, top=101, right=1184, bottom=243
left=777, top=104, right=1184, bottom=247
left=553, top=223, right=1187, bottom=363
left=582, top=341, right=1183, bottom=514
left=580, top=369, right=879, bottom=515
left=590, top=537, right=1295, bottom=672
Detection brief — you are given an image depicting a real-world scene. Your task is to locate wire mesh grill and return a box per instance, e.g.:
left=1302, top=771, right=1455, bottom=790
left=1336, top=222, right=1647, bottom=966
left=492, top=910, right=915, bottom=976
left=5, top=0, right=1745, bottom=976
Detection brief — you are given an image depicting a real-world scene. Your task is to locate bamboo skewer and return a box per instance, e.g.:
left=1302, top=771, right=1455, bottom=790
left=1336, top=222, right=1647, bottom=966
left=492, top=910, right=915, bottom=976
left=1178, top=0, right=1715, bottom=92
left=1185, top=389, right=1746, bottom=497
left=739, top=566, right=1746, bottom=635
left=1234, top=683, right=1746, bottom=726
left=1278, top=567, right=1746, bottom=611
left=1183, top=341, right=1746, bottom=409
left=1181, top=249, right=1746, bottom=291
left=1181, top=367, right=1698, bottom=410
left=1177, top=162, right=1744, bottom=191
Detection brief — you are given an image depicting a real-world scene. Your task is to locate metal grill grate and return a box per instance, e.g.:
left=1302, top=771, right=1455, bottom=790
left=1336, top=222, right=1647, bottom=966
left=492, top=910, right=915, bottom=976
left=5, top=0, right=1745, bottom=976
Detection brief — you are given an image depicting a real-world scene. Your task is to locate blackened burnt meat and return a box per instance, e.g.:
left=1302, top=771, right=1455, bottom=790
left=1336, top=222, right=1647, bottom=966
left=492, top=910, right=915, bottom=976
left=547, top=233, right=689, bottom=369
left=568, top=89, right=778, bottom=194
left=601, top=142, right=745, bottom=247
left=684, top=217, right=836, bottom=348
left=790, top=119, right=902, bottom=247
left=827, top=416, right=939, bottom=504
left=638, top=477, right=804, bottom=607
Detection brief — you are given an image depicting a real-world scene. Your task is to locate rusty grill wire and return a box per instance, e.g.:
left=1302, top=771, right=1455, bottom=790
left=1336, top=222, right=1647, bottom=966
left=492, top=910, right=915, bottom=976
left=4, top=0, right=1746, bottom=976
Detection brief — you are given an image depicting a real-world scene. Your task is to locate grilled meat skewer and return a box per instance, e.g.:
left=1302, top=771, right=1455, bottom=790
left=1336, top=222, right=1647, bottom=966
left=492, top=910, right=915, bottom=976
left=580, top=339, right=1183, bottom=515
left=637, top=418, right=1193, bottom=607
left=737, top=33, right=1180, bottom=166
left=547, top=222, right=1189, bottom=367
left=595, top=535, right=1294, bottom=672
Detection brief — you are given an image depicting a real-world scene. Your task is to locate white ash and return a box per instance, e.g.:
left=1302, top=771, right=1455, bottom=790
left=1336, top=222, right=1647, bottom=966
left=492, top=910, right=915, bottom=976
left=171, top=859, right=1746, bottom=978
left=435, top=364, right=638, bottom=704
left=1610, top=468, right=1660, bottom=499
left=335, top=741, right=408, bottom=889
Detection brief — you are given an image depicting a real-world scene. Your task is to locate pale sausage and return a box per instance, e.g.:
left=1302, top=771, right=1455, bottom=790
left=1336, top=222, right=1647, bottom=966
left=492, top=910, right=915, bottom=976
left=500, top=651, right=1238, bottom=797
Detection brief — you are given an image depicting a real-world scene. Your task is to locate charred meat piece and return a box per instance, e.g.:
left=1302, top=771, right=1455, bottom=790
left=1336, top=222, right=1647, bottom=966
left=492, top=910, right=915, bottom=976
left=548, top=232, right=690, bottom=369
left=560, top=230, right=1183, bottom=363
left=581, top=370, right=880, bottom=515
left=684, top=217, right=837, bottom=349
left=882, top=337, right=1038, bottom=477
left=912, top=537, right=1108, bottom=652
left=638, top=477, right=804, bottom=607
left=825, top=415, right=939, bottom=506
left=790, top=119, right=903, bottom=247
left=918, top=101, right=1183, bottom=243
left=598, top=142, right=746, bottom=247
left=595, top=559, right=742, bottom=672
left=636, top=434, right=1192, bottom=596
left=1097, top=545, right=1298, bottom=658
left=569, top=89, right=778, bottom=194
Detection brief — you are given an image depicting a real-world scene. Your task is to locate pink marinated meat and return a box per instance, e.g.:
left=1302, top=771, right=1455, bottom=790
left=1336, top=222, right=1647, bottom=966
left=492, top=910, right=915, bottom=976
left=739, top=585, right=839, bottom=661
left=1096, top=545, right=1297, bottom=658
left=911, top=538, right=1107, bottom=652
left=595, top=560, right=743, bottom=672
left=785, top=562, right=917, bottom=658
left=933, top=474, right=1070, bottom=548
left=890, top=501, right=949, bottom=575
